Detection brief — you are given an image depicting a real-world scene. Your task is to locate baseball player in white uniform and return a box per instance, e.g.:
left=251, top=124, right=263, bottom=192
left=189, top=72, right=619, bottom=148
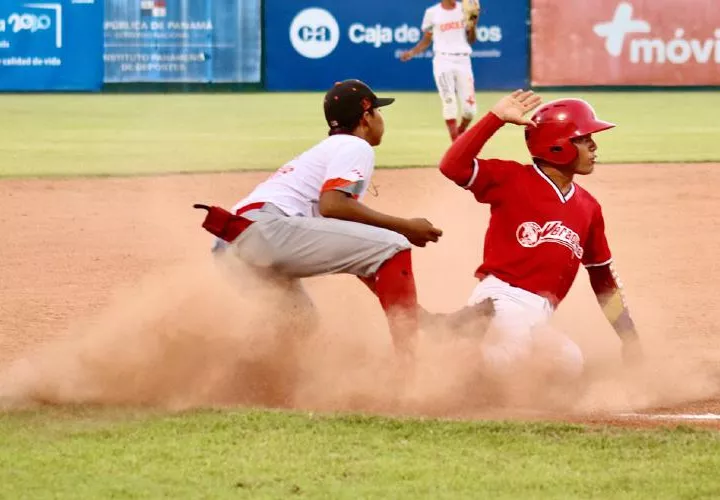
left=194, top=79, right=444, bottom=359
left=401, top=0, right=479, bottom=141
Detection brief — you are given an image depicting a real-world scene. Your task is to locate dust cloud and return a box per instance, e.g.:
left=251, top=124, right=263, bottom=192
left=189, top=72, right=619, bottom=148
left=1, top=250, right=716, bottom=419
left=1, top=167, right=719, bottom=419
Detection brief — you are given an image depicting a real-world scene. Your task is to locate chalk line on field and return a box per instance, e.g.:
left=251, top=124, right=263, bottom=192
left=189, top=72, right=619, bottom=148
left=616, top=413, right=720, bottom=421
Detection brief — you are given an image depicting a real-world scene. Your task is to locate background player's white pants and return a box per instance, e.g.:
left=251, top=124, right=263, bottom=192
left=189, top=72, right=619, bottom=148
left=432, top=54, right=476, bottom=121
left=467, top=275, right=585, bottom=379
left=222, top=203, right=411, bottom=279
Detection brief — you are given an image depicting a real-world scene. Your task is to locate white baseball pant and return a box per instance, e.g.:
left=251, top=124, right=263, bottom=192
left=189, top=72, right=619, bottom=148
left=467, top=275, right=585, bottom=379
left=214, top=203, right=411, bottom=279
left=432, top=54, right=477, bottom=121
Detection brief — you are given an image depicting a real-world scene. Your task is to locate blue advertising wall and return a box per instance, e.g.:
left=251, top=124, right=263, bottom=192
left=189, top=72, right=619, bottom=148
left=265, top=0, right=529, bottom=91
left=0, top=0, right=103, bottom=91
left=104, top=0, right=261, bottom=83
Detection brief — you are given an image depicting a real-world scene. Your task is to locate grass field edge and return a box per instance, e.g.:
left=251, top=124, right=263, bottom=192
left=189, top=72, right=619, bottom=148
left=2, top=161, right=719, bottom=181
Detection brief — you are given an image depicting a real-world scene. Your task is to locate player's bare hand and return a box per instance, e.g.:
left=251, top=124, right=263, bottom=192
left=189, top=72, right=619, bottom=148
left=490, top=89, right=543, bottom=127
left=403, top=218, right=443, bottom=247
left=400, top=51, right=413, bottom=62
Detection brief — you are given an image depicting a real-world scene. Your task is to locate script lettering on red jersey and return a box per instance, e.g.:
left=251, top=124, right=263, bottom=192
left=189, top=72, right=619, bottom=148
left=516, top=221, right=584, bottom=259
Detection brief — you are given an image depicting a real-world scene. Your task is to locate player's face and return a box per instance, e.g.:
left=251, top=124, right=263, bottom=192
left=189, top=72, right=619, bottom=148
left=571, top=134, right=597, bottom=175
left=364, top=108, right=385, bottom=146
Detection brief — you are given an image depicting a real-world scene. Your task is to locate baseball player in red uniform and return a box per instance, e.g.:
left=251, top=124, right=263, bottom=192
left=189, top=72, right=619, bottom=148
left=437, top=89, right=642, bottom=379
left=195, top=79, right=443, bottom=360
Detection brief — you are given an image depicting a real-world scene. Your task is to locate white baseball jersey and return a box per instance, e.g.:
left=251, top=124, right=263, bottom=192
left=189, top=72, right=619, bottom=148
left=232, top=134, right=375, bottom=217
left=421, top=2, right=472, bottom=56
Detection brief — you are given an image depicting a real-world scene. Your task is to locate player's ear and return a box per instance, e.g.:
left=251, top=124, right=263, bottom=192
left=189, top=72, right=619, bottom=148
left=360, top=110, right=372, bottom=125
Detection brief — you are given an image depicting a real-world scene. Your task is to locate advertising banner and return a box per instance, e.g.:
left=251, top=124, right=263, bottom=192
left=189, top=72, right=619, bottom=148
left=0, top=0, right=103, bottom=91
left=265, top=0, right=529, bottom=91
left=104, top=0, right=261, bottom=83
left=532, top=0, right=720, bottom=86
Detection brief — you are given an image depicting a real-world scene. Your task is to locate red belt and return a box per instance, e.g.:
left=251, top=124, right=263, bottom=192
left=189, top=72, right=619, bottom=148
left=235, top=202, right=266, bottom=216
left=193, top=202, right=265, bottom=242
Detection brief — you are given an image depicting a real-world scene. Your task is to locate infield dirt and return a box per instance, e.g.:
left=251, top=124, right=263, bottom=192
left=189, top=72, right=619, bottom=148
left=1, top=165, right=719, bottom=427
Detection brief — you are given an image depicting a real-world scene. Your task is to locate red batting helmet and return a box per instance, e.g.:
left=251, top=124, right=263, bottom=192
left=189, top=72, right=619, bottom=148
left=525, top=99, right=615, bottom=166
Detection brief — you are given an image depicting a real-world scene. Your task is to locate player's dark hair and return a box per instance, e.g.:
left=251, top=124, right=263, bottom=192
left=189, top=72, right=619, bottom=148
left=328, top=109, right=375, bottom=136
left=328, top=126, right=355, bottom=136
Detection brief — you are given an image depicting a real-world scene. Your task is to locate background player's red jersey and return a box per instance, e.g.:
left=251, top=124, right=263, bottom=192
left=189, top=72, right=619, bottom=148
left=465, top=158, right=612, bottom=305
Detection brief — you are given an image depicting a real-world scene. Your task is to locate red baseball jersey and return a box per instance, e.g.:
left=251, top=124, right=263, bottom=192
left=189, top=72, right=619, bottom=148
left=464, top=159, right=612, bottom=305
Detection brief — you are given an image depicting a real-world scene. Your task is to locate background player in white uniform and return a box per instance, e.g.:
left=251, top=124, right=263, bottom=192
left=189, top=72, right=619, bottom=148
left=401, top=0, right=479, bottom=141
left=194, top=79, right=443, bottom=359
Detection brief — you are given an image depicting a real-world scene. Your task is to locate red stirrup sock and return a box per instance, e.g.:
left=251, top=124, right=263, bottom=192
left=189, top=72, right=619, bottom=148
left=445, top=119, right=459, bottom=141
left=373, top=250, right=419, bottom=356
left=458, top=117, right=472, bottom=135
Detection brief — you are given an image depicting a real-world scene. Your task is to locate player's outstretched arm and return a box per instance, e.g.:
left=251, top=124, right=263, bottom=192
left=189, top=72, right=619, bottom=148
left=466, top=22, right=477, bottom=44
left=465, top=6, right=479, bottom=43
left=463, top=0, right=480, bottom=43
left=400, top=32, right=432, bottom=62
left=587, top=264, right=643, bottom=366
left=319, top=190, right=443, bottom=247
left=439, top=90, right=542, bottom=187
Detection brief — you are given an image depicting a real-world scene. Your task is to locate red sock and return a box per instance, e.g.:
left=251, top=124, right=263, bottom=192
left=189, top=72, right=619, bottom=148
left=445, top=119, right=459, bottom=141
left=373, top=250, right=419, bottom=354
left=458, top=117, right=472, bottom=135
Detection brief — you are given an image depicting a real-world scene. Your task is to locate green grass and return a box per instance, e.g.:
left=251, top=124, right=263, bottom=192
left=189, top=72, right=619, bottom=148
left=0, top=92, right=717, bottom=177
left=0, top=408, right=719, bottom=499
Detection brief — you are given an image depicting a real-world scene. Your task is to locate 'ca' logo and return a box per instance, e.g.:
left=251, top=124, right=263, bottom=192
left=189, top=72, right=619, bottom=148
left=289, top=8, right=339, bottom=59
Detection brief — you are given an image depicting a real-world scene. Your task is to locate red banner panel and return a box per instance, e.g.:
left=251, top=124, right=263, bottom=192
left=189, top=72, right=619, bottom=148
left=532, top=0, right=720, bottom=85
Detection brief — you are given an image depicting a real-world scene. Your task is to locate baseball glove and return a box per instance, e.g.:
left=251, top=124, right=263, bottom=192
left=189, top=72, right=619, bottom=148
left=462, top=0, right=480, bottom=26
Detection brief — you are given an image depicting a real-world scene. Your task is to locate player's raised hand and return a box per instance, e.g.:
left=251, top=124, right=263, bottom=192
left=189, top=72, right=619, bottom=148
left=490, top=89, right=543, bottom=127
left=403, top=218, right=443, bottom=247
